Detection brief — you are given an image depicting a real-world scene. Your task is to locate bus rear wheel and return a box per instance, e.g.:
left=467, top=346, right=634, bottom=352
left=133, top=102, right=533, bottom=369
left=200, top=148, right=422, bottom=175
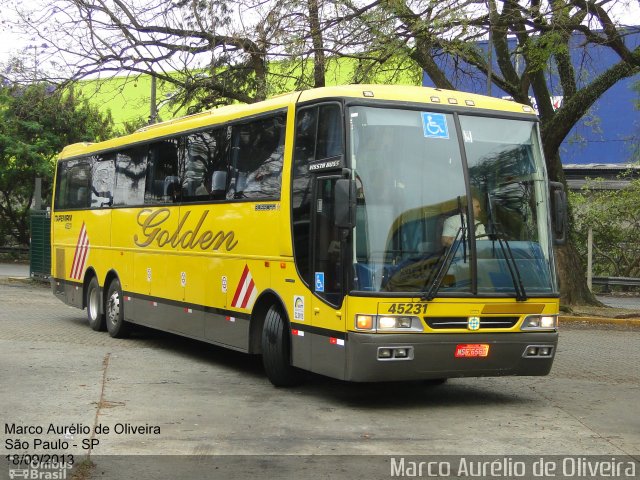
left=105, top=278, right=131, bottom=338
left=261, top=305, right=302, bottom=387
left=86, top=277, right=106, bottom=331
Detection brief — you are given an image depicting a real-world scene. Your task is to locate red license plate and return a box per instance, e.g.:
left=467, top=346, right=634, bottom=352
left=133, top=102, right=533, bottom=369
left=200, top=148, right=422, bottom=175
left=455, top=344, right=490, bottom=358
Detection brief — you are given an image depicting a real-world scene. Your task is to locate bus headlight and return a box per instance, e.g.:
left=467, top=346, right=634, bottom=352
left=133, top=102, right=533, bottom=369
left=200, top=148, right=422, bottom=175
left=355, top=315, right=424, bottom=332
left=521, top=315, right=558, bottom=331
left=379, top=316, right=413, bottom=329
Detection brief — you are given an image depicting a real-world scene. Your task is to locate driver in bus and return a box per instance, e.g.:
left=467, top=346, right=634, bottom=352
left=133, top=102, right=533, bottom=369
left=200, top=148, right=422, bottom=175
left=441, top=196, right=486, bottom=247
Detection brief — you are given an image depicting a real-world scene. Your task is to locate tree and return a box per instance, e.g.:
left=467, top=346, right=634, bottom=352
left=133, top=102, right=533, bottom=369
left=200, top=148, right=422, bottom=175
left=5, top=0, right=638, bottom=303
left=570, top=173, right=640, bottom=281
left=0, top=82, right=114, bottom=246
left=571, top=81, right=640, bottom=282
left=3, top=0, right=335, bottom=111
left=4, top=0, right=389, bottom=111
left=343, top=0, right=640, bottom=304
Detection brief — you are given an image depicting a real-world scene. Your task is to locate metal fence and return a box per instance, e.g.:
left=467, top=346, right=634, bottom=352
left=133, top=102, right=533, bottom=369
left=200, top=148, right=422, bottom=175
left=585, top=227, right=640, bottom=292
left=30, top=210, right=51, bottom=279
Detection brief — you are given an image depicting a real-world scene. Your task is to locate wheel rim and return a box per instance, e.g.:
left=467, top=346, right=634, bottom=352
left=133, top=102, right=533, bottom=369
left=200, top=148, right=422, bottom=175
left=107, top=289, right=120, bottom=327
left=88, top=286, right=100, bottom=322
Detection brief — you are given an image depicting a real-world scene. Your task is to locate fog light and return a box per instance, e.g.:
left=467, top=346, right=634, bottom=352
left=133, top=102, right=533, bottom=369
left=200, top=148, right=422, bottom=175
left=526, top=346, right=539, bottom=356
left=539, top=347, right=552, bottom=356
left=378, top=348, right=392, bottom=359
left=394, top=348, right=408, bottom=358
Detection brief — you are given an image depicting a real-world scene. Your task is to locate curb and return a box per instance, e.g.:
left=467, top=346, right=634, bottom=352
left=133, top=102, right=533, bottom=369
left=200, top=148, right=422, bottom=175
left=559, top=315, right=640, bottom=327
left=0, top=276, right=40, bottom=286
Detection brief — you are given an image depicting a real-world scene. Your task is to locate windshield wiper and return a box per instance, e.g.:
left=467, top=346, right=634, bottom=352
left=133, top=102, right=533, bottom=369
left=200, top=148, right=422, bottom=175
left=458, top=197, right=468, bottom=263
left=485, top=193, right=528, bottom=301
left=422, top=224, right=466, bottom=301
left=495, top=234, right=528, bottom=301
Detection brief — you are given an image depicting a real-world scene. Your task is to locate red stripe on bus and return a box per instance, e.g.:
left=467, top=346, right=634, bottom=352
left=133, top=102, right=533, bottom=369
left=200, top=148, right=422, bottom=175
left=240, top=278, right=255, bottom=308
left=70, top=223, right=86, bottom=279
left=76, top=233, right=90, bottom=279
left=231, top=265, right=250, bottom=307
left=72, top=227, right=89, bottom=280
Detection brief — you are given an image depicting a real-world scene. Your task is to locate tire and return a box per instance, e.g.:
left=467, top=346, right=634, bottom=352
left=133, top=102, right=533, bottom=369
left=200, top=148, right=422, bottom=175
left=105, top=278, right=131, bottom=338
left=261, top=306, right=302, bottom=387
left=86, top=277, right=106, bottom=331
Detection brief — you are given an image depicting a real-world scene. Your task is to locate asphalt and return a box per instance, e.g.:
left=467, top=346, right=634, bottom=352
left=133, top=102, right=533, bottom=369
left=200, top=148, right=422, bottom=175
left=1, top=263, right=639, bottom=325
left=0, top=262, right=30, bottom=278
left=2, top=277, right=639, bottom=479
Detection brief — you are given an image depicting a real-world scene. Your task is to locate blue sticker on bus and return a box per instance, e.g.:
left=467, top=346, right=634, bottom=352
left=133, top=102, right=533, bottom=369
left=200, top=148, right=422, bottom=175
left=315, top=272, right=325, bottom=292
left=421, top=112, right=449, bottom=139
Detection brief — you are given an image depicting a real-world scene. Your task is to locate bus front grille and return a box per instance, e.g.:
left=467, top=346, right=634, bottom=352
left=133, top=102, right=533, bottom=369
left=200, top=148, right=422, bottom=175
left=425, top=317, right=520, bottom=329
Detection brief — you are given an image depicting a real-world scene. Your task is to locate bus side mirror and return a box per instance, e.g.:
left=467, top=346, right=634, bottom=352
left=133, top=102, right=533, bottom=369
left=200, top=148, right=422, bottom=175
left=549, top=182, right=568, bottom=245
left=335, top=178, right=355, bottom=229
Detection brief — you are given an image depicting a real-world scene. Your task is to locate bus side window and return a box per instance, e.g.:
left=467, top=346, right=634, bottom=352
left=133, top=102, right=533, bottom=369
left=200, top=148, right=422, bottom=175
left=183, top=132, right=210, bottom=201
left=209, top=126, right=232, bottom=200
left=316, top=105, right=343, bottom=159
left=145, top=140, right=181, bottom=204
left=182, top=127, right=229, bottom=202
left=54, top=161, right=70, bottom=209
left=90, top=155, right=116, bottom=208
left=227, top=114, right=285, bottom=200
left=55, top=159, right=91, bottom=210
left=114, top=148, right=147, bottom=207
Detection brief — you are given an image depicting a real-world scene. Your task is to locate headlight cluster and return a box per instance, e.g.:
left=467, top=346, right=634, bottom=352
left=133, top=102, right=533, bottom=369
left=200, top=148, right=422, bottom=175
left=520, top=315, right=558, bottom=331
left=355, top=315, right=424, bottom=332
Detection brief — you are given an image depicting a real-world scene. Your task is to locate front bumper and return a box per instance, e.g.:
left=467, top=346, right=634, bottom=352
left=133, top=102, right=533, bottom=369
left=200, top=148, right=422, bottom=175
left=345, top=331, right=558, bottom=382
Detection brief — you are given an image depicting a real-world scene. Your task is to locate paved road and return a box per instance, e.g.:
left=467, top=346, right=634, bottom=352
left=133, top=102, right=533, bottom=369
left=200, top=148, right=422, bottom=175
left=0, top=262, right=29, bottom=277
left=596, top=295, right=640, bottom=309
left=0, top=281, right=639, bottom=479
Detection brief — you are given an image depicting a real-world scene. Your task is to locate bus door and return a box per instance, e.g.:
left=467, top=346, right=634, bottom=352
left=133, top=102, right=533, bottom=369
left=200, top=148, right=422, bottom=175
left=312, top=176, right=345, bottom=307
left=310, top=175, right=349, bottom=377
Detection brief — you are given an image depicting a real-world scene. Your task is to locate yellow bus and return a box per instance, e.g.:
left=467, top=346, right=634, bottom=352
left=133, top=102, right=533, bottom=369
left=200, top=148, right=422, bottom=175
left=51, top=85, right=565, bottom=386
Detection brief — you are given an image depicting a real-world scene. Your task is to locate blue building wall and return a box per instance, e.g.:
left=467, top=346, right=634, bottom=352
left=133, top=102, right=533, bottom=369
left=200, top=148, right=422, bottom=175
left=422, top=31, right=640, bottom=165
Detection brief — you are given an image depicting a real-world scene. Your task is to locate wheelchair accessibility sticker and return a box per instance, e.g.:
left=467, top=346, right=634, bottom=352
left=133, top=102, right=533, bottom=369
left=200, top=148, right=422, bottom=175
left=421, top=112, right=449, bottom=139
left=315, top=272, right=325, bottom=292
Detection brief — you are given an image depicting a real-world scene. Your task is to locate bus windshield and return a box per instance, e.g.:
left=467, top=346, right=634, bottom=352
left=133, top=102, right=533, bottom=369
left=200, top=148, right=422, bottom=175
left=349, top=106, right=557, bottom=297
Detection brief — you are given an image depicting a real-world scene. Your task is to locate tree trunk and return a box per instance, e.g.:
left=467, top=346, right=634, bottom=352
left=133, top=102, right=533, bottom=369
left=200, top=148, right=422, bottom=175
left=555, top=238, right=600, bottom=306
left=307, top=0, right=326, bottom=88
left=546, top=152, right=600, bottom=306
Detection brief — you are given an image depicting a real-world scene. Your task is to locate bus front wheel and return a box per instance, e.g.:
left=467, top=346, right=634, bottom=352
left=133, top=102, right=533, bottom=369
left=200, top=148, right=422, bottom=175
left=86, top=277, right=106, bottom=331
left=261, top=306, right=302, bottom=387
left=105, top=278, right=131, bottom=338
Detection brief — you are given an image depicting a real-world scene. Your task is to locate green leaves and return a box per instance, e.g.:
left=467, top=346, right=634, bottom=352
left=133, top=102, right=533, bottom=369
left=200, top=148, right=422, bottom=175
left=571, top=173, right=640, bottom=279
left=0, top=82, right=115, bottom=245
